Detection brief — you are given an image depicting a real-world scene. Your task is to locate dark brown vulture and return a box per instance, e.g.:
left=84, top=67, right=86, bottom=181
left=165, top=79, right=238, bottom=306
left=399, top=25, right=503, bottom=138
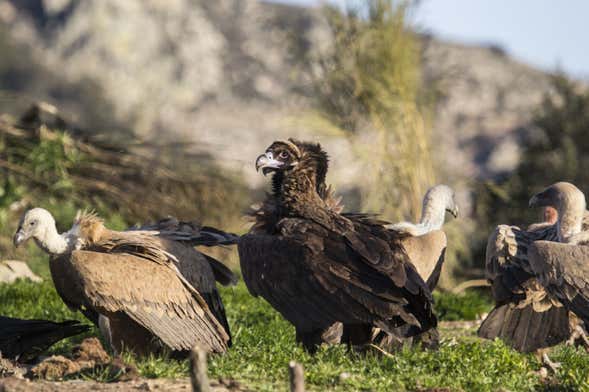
left=0, top=316, right=89, bottom=362
left=238, top=139, right=437, bottom=351
left=479, top=182, right=589, bottom=354
left=14, top=208, right=237, bottom=355
left=387, top=184, right=458, bottom=291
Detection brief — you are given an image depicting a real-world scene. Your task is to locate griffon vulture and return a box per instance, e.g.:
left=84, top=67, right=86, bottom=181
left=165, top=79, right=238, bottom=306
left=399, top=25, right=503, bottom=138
left=239, top=139, right=436, bottom=351
left=479, top=182, right=589, bottom=353
left=0, top=316, right=89, bottom=362
left=13, top=209, right=237, bottom=355
left=369, top=185, right=458, bottom=350
left=387, top=184, right=458, bottom=291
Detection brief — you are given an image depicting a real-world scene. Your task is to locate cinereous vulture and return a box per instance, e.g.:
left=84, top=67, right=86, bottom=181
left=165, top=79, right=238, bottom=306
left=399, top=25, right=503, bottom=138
left=14, top=208, right=237, bottom=355
left=479, top=182, right=589, bottom=355
left=238, top=139, right=437, bottom=351
left=0, top=316, right=89, bottom=362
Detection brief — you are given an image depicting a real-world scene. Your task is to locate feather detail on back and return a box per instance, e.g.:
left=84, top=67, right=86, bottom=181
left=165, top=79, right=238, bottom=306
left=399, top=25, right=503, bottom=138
left=74, top=209, right=106, bottom=246
left=248, top=183, right=345, bottom=235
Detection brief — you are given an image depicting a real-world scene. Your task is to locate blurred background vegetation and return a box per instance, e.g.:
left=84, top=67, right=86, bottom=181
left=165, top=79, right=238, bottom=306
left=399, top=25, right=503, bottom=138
left=470, top=75, right=589, bottom=265
left=0, top=106, right=247, bottom=274
left=0, top=0, right=586, bottom=290
left=306, top=0, right=436, bottom=220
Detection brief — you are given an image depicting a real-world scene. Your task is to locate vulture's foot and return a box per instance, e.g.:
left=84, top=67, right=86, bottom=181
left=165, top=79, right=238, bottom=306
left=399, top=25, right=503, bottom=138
left=567, top=325, right=589, bottom=350
left=542, top=353, right=561, bottom=373
left=296, top=327, right=339, bottom=353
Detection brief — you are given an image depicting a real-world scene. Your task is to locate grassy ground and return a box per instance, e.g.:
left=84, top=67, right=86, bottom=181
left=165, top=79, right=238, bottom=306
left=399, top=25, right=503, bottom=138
left=2, top=263, right=589, bottom=391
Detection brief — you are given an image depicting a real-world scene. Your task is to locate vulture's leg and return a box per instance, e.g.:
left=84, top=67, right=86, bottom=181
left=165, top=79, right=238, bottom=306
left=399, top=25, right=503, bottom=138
left=535, top=348, right=560, bottom=373
left=369, top=328, right=404, bottom=352
left=296, top=328, right=329, bottom=353
left=341, top=324, right=373, bottom=347
left=321, top=322, right=343, bottom=345
left=413, top=328, right=440, bottom=351
left=567, top=325, right=589, bottom=350
left=98, top=315, right=115, bottom=355
left=541, top=352, right=561, bottom=373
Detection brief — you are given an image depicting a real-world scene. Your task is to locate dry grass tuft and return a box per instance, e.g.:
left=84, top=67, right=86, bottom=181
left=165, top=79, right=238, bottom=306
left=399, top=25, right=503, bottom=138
left=308, top=0, right=435, bottom=221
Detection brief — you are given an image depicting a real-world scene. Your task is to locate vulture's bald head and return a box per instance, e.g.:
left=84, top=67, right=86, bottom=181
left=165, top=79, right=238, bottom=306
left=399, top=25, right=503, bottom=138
left=422, top=185, right=458, bottom=220
left=529, top=182, right=586, bottom=242
left=14, top=208, right=56, bottom=247
left=529, top=182, right=586, bottom=213
left=388, top=184, right=458, bottom=235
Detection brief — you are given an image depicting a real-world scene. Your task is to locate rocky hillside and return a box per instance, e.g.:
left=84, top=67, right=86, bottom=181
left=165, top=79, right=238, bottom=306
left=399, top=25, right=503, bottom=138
left=0, top=0, right=557, bottom=210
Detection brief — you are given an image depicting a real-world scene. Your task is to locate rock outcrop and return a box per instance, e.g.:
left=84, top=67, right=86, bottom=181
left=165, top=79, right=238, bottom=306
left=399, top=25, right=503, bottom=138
left=0, top=0, right=561, bottom=199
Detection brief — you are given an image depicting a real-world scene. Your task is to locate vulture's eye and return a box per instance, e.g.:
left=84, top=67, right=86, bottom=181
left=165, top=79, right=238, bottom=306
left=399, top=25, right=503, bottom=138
left=279, top=151, right=289, bottom=159
left=30, top=221, right=36, bottom=227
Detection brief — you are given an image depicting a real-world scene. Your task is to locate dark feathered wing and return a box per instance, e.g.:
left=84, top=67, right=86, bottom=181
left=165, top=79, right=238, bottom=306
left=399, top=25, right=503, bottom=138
left=479, top=224, right=571, bottom=351
left=0, top=316, right=89, bottom=362
left=131, top=218, right=237, bottom=286
left=132, top=217, right=239, bottom=246
left=239, top=218, right=436, bottom=346
left=528, top=241, right=589, bottom=324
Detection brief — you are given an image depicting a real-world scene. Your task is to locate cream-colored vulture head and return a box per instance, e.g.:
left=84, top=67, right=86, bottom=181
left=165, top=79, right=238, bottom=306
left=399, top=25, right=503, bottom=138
left=529, top=182, right=587, bottom=243
left=387, top=184, right=458, bottom=236
left=13, top=208, right=78, bottom=255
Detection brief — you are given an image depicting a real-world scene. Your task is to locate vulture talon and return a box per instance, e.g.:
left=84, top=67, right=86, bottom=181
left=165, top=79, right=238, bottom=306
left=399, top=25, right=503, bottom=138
left=542, top=353, right=561, bottom=373
left=568, top=325, right=589, bottom=350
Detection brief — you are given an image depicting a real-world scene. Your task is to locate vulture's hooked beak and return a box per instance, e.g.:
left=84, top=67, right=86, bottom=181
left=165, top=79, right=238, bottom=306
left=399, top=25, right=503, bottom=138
left=13, top=228, right=25, bottom=247
left=447, top=205, right=459, bottom=219
left=529, top=193, right=545, bottom=208
left=255, top=152, right=282, bottom=176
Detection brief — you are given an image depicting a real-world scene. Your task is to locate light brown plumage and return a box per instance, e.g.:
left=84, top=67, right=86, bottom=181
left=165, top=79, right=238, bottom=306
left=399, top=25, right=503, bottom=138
left=479, top=182, right=589, bottom=352
left=400, top=230, right=447, bottom=291
left=387, top=184, right=457, bottom=290
left=14, top=209, right=236, bottom=355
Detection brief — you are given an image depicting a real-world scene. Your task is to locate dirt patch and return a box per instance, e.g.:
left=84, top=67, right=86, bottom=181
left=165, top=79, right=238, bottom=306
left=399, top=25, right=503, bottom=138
left=27, top=338, right=138, bottom=382
left=0, top=377, right=244, bottom=391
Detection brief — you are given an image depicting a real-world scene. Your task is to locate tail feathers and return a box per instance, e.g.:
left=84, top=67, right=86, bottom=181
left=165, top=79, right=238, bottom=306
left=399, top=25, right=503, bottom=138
left=203, top=254, right=237, bottom=286
left=131, top=218, right=239, bottom=246
left=200, top=227, right=240, bottom=246
left=201, top=291, right=232, bottom=348
left=478, top=303, right=570, bottom=352
left=0, top=317, right=89, bottom=362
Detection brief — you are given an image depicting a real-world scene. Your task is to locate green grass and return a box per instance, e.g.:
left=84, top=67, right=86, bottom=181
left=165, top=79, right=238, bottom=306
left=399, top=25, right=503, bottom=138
left=433, top=290, right=493, bottom=321
left=2, top=277, right=589, bottom=391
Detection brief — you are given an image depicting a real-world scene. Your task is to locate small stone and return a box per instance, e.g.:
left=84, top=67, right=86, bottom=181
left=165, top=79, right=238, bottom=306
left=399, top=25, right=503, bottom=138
left=339, top=372, right=351, bottom=382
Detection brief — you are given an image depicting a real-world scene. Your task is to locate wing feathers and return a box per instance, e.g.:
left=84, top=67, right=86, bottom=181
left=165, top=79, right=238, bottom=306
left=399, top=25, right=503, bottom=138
left=67, top=251, right=229, bottom=353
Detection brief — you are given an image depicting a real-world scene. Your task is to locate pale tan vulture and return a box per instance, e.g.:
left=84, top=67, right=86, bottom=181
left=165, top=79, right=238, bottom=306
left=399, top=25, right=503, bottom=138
left=370, top=185, right=458, bottom=350
left=479, top=182, right=589, bottom=354
left=386, top=184, right=458, bottom=291
left=13, top=208, right=237, bottom=355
